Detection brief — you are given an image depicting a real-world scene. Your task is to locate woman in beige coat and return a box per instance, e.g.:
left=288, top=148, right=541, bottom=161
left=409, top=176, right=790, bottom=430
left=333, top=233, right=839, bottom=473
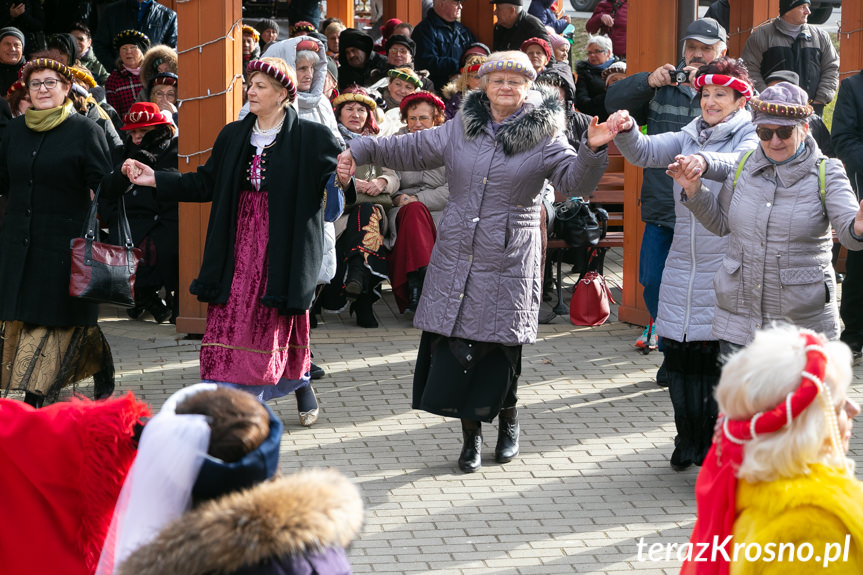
left=670, top=82, right=863, bottom=351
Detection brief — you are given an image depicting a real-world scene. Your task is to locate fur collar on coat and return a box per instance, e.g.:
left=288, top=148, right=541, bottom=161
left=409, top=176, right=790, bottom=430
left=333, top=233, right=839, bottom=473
left=460, top=87, right=565, bottom=156
left=117, top=468, right=364, bottom=575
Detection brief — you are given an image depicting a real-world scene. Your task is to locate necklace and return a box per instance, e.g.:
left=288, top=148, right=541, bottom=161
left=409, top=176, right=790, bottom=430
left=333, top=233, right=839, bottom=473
left=253, top=111, right=286, bottom=136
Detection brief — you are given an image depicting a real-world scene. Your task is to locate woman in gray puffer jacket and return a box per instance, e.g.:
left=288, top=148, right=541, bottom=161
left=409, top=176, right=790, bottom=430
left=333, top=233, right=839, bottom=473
left=669, top=82, right=863, bottom=347
left=602, top=58, right=760, bottom=472
left=339, top=51, right=608, bottom=473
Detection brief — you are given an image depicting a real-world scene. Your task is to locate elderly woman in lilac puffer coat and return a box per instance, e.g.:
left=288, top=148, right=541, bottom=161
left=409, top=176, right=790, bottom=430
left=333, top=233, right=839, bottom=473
left=338, top=51, right=609, bottom=473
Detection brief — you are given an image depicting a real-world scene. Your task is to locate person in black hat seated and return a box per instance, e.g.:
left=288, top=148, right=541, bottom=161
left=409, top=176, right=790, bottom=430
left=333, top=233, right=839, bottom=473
left=413, top=0, right=477, bottom=93
left=257, top=18, right=280, bottom=53
left=491, top=0, right=551, bottom=53
left=337, top=28, right=386, bottom=90
left=97, top=384, right=364, bottom=575
left=368, top=34, right=435, bottom=92
left=105, top=29, right=150, bottom=116
left=0, top=26, right=24, bottom=95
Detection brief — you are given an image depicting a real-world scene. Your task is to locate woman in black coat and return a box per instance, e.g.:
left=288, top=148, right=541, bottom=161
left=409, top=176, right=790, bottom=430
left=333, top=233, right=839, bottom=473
left=103, top=101, right=178, bottom=323
left=0, top=58, right=114, bottom=407
left=124, top=58, right=350, bottom=426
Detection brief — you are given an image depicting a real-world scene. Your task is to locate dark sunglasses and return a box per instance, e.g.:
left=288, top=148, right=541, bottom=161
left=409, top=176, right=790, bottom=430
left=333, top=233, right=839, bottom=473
left=755, top=125, right=796, bottom=141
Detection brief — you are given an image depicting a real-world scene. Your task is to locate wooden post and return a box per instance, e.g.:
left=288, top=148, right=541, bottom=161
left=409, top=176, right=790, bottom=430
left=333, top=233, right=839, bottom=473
left=839, top=0, right=863, bottom=81
left=615, top=0, right=681, bottom=327
left=382, top=0, right=423, bottom=26
left=326, top=0, right=356, bottom=29
left=726, top=0, right=780, bottom=58
left=174, top=0, right=243, bottom=334
left=460, top=0, right=494, bottom=48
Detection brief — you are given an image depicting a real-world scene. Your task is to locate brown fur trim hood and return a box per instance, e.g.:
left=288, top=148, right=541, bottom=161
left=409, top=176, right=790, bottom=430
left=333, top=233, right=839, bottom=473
left=117, top=468, right=365, bottom=575
left=140, top=44, right=178, bottom=89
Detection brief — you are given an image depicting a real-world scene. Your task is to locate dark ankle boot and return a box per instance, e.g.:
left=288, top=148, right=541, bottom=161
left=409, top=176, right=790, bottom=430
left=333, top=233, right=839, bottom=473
left=458, top=419, right=482, bottom=473
left=350, top=297, right=378, bottom=328
left=495, top=407, right=520, bottom=463
left=406, top=272, right=422, bottom=313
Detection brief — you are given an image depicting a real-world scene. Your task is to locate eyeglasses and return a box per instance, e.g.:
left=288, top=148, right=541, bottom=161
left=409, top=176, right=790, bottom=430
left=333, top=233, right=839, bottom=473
left=408, top=115, right=432, bottom=123
left=489, top=79, right=528, bottom=88
left=28, top=79, right=59, bottom=90
left=586, top=49, right=607, bottom=56
left=756, top=125, right=796, bottom=141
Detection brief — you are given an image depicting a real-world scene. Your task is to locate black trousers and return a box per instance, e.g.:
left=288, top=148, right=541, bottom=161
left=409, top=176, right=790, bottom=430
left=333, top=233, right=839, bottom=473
left=841, top=249, right=863, bottom=351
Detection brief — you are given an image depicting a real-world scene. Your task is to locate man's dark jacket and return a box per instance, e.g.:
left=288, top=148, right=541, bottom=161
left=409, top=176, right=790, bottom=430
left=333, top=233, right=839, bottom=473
left=413, top=8, right=476, bottom=94
left=493, top=10, right=550, bottom=52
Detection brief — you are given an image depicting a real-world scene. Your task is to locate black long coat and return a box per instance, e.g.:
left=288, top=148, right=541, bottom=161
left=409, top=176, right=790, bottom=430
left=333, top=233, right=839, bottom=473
left=0, top=113, right=112, bottom=327
left=153, top=109, right=341, bottom=315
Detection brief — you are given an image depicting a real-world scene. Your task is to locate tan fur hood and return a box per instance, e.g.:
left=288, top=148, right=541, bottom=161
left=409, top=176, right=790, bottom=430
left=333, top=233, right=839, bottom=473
left=140, top=44, right=178, bottom=89
left=117, top=468, right=364, bottom=575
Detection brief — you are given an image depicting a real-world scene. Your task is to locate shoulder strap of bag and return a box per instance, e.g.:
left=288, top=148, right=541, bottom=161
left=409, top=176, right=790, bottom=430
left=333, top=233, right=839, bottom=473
left=733, top=151, right=827, bottom=211
left=818, top=157, right=827, bottom=211
left=732, top=150, right=755, bottom=192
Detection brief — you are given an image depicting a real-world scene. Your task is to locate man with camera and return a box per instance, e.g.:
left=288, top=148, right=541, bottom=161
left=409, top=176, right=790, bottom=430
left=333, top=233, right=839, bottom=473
left=604, top=17, right=727, bottom=382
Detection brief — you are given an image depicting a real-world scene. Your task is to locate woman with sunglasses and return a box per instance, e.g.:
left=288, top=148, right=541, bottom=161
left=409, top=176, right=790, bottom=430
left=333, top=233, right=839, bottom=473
left=667, top=81, right=863, bottom=352
left=599, top=57, right=760, bottom=472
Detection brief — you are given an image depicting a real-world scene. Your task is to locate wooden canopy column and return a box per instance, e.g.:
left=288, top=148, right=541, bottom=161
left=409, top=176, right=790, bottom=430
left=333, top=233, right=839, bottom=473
left=726, top=0, right=779, bottom=57
left=615, top=0, right=681, bottom=326
left=382, top=0, right=423, bottom=26
left=175, top=0, right=243, bottom=334
left=327, top=0, right=356, bottom=28
left=460, top=0, right=494, bottom=48
left=839, top=0, right=863, bottom=79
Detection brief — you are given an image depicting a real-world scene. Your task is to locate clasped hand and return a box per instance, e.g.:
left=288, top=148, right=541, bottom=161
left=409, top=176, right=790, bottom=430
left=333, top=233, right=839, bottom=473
left=122, top=158, right=156, bottom=188
left=665, top=154, right=705, bottom=196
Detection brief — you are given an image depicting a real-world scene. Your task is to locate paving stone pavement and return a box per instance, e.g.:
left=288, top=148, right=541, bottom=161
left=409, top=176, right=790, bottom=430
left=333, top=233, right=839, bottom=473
left=51, top=248, right=863, bottom=574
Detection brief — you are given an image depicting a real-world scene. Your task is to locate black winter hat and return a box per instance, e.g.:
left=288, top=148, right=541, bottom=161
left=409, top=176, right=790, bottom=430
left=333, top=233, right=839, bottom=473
left=114, top=29, right=150, bottom=53
left=385, top=34, right=415, bottom=57
left=779, top=0, right=810, bottom=16
left=47, top=33, right=78, bottom=63
left=339, top=28, right=373, bottom=56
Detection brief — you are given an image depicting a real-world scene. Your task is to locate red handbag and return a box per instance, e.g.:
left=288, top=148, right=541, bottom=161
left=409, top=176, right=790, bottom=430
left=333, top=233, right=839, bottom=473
left=569, top=271, right=616, bottom=326
left=69, top=185, right=142, bottom=308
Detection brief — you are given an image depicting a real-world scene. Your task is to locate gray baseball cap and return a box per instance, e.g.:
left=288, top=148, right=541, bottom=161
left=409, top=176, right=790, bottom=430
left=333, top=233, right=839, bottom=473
left=682, top=18, right=727, bottom=44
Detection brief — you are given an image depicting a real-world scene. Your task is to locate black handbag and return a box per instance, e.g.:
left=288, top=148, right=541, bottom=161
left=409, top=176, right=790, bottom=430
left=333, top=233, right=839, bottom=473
left=69, top=184, right=142, bottom=307
left=552, top=197, right=608, bottom=249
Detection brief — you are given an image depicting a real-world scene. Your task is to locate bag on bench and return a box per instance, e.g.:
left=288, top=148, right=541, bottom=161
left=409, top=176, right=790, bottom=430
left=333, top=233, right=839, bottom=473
left=552, top=197, right=608, bottom=249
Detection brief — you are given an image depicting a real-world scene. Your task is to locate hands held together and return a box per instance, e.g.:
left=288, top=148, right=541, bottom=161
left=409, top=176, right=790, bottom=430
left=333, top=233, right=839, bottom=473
left=122, top=158, right=156, bottom=188
left=666, top=154, right=706, bottom=197
left=336, top=150, right=356, bottom=188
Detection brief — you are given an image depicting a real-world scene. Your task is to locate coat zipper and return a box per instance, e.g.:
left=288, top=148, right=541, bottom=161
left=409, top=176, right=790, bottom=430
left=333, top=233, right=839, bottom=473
left=682, top=137, right=712, bottom=337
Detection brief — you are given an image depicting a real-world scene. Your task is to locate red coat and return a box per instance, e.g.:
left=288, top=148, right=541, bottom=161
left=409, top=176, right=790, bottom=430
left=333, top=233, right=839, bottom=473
left=585, top=0, right=627, bottom=58
left=0, top=394, right=150, bottom=575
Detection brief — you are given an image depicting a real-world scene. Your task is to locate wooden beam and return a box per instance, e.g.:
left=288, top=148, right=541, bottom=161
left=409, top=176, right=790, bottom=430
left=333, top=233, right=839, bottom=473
left=327, top=0, right=356, bottom=29
left=382, top=0, right=423, bottom=26
left=460, top=1, right=494, bottom=49
left=726, top=0, right=780, bottom=58
left=616, top=0, right=681, bottom=327
left=175, top=0, right=243, bottom=334
left=839, top=0, right=863, bottom=81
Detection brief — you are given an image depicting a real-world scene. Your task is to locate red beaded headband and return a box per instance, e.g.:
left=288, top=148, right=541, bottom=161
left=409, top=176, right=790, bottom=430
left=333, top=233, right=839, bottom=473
left=247, top=60, right=297, bottom=103
left=693, top=73, right=753, bottom=101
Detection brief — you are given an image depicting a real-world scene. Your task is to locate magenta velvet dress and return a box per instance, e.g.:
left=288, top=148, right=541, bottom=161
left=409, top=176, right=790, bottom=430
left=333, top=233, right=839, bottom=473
left=199, top=137, right=311, bottom=398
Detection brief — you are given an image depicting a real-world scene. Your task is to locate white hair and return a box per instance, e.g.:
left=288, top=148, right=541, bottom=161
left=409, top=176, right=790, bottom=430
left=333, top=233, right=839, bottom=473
left=682, top=40, right=727, bottom=59
left=715, top=324, right=855, bottom=483
left=295, top=49, right=318, bottom=67
left=586, top=34, right=613, bottom=56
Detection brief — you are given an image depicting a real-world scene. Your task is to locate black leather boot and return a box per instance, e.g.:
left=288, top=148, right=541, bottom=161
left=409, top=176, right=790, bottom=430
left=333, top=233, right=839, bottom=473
left=406, top=273, right=421, bottom=313
left=350, top=296, right=378, bottom=328
left=24, top=391, right=44, bottom=408
left=495, top=407, right=520, bottom=463
left=344, top=259, right=367, bottom=296
left=458, top=419, right=482, bottom=473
